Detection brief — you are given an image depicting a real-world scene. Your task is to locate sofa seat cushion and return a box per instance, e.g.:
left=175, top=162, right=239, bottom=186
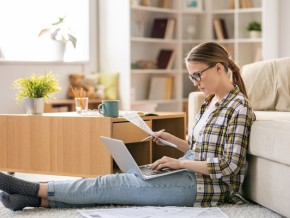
left=248, top=111, right=290, bottom=166
left=255, top=111, right=290, bottom=121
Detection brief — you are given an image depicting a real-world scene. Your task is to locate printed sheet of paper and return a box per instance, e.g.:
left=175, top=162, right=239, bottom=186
left=78, top=206, right=229, bottom=218
left=122, top=111, right=154, bottom=135
left=122, top=111, right=177, bottom=148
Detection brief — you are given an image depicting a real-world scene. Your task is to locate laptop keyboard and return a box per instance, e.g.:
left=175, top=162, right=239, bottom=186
left=139, top=164, right=174, bottom=176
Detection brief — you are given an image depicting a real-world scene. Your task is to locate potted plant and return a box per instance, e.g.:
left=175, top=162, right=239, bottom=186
left=38, top=17, right=77, bottom=61
left=247, top=21, right=262, bottom=38
left=13, top=71, right=61, bottom=114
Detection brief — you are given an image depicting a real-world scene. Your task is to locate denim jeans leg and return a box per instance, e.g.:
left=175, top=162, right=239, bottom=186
left=48, top=171, right=196, bottom=208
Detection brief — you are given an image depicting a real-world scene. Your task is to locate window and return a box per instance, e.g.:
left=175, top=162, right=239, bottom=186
left=0, top=0, right=89, bottom=62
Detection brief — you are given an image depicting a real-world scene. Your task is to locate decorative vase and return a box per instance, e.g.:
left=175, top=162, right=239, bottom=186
left=48, top=40, right=66, bottom=61
left=25, top=98, right=45, bottom=115
left=249, top=30, right=261, bottom=38
left=38, top=38, right=66, bottom=61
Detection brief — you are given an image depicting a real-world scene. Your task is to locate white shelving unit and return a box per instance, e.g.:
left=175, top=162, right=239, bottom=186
left=98, top=0, right=278, bottom=112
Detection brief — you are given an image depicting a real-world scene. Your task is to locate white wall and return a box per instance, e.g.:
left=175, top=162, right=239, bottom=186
left=98, top=0, right=130, bottom=110
left=278, top=0, right=290, bottom=57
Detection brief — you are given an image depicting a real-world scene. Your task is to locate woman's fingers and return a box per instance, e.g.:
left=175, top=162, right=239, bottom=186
left=151, top=156, right=177, bottom=170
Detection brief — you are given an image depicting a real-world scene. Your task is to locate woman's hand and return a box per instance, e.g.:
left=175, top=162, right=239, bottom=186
left=151, top=156, right=183, bottom=170
left=151, top=131, right=190, bottom=154
left=151, top=157, right=210, bottom=175
left=152, top=131, right=172, bottom=146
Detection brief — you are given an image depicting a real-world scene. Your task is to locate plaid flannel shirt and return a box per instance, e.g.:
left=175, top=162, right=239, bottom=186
left=189, top=85, right=255, bottom=207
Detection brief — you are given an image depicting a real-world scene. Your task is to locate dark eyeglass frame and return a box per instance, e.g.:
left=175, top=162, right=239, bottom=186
left=188, top=63, right=217, bottom=83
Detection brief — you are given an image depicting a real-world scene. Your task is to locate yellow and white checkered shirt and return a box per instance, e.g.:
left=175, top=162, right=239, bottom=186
left=189, top=85, right=255, bottom=207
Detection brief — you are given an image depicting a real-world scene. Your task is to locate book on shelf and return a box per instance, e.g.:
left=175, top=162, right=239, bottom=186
left=229, top=0, right=235, bottom=9
left=164, top=18, right=175, bottom=39
left=151, top=18, right=168, bottom=38
left=157, top=49, right=176, bottom=69
left=158, top=0, right=173, bottom=9
left=240, top=0, right=253, bottom=8
left=151, top=18, right=175, bottom=39
left=148, top=76, right=174, bottom=100
left=213, top=18, right=224, bottom=40
left=165, top=76, right=173, bottom=99
left=213, top=18, right=228, bottom=40
left=230, top=0, right=253, bottom=9
left=220, top=19, right=229, bottom=39
left=255, top=46, right=263, bottom=62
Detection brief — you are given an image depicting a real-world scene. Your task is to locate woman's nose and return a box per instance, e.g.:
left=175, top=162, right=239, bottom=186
left=193, top=80, right=199, bottom=87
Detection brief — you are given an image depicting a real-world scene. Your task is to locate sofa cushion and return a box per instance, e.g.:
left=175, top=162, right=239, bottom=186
left=84, top=72, right=119, bottom=100
left=275, top=60, right=290, bottom=111
left=255, top=111, right=290, bottom=121
left=99, top=72, right=119, bottom=100
left=248, top=111, right=290, bottom=166
left=242, top=57, right=290, bottom=112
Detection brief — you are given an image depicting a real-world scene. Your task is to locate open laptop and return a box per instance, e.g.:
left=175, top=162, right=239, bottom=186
left=100, top=136, right=187, bottom=180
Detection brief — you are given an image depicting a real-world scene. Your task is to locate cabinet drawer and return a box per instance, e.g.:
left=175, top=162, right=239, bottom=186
left=112, top=121, right=151, bottom=143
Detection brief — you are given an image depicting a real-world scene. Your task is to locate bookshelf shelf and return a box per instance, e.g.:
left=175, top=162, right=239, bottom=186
left=212, top=39, right=236, bottom=43
left=212, top=10, right=235, bottom=14
left=99, top=0, right=278, bottom=117
left=132, top=69, right=179, bottom=74
left=131, top=37, right=178, bottom=44
left=182, top=11, right=207, bottom=15
left=237, top=8, right=263, bottom=13
left=182, top=39, right=206, bottom=44
left=237, top=38, right=262, bottom=43
left=131, top=5, right=179, bottom=14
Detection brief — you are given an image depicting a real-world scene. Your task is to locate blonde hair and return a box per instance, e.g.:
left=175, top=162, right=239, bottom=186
left=185, top=42, right=248, bottom=98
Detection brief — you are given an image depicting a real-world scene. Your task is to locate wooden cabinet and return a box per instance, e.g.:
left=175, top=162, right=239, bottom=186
left=0, top=112, right=185, bottom=177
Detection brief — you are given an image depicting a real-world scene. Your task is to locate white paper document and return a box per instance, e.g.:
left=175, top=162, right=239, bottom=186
left=78, top=206, right=229, bottom=218
left=122, top=111, right=177, bottom=148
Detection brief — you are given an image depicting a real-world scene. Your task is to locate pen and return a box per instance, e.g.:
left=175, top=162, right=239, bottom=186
left=141, top=129, right=165, bottom=142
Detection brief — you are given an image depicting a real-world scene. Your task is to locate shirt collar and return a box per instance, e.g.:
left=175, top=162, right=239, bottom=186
left=202, top=85, right=240, bottom=110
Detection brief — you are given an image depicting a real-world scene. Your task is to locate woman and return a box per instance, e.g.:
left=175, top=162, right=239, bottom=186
left=0, top=42, right=255, bottom=211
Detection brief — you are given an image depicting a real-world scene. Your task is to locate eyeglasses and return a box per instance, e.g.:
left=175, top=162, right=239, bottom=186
left=188, top=63, right=217, bottom=83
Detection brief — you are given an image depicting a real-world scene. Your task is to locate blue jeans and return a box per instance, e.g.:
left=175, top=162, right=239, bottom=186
left=47, top=171, right=196, bottom=208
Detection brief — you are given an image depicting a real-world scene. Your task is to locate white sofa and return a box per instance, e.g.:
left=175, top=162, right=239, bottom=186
left=188, top=57, right=290, bottom=217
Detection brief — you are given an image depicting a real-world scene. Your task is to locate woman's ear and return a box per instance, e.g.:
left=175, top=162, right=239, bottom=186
left=216, top=63, right=224, bottom=73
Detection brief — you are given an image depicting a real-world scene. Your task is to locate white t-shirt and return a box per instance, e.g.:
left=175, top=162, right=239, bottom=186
left=193, top=97, right=219, bottom=141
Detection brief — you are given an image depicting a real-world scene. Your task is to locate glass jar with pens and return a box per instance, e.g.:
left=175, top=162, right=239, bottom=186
left=70, top=86, right=88, bottom=113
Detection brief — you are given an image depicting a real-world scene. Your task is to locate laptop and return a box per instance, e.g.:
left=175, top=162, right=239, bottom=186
left=100, top=136, right=187, bottom=180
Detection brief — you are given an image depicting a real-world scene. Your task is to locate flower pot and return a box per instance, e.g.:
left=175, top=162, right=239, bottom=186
left=38, top=38, right=66, bottom=61
left=25, top=98, right=45, bottom=115
left=249, top=30, right=261, bottom=38
left=45, top=40, right=66, bottom=61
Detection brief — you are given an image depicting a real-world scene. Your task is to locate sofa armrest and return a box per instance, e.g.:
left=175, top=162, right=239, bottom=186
left=188, top=92, right=204, bottom=131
